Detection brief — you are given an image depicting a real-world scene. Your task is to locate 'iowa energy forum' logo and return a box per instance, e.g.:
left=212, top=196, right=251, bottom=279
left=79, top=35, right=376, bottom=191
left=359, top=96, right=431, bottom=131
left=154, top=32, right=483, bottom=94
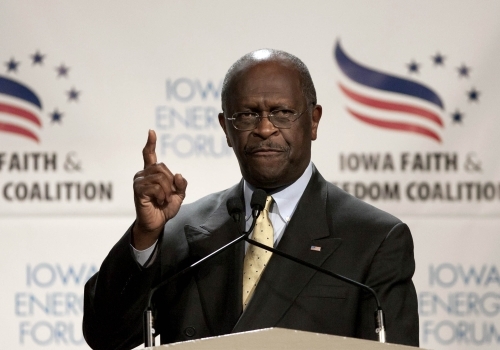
left=0, top=50, right=80, bottom=143
left=335, top=41, right=480, bottom=143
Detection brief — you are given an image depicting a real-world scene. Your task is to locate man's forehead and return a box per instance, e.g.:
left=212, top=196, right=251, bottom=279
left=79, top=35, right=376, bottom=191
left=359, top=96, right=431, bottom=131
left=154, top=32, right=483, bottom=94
left=233, top=93, right=298, bottom=107
left=236, top=59, right=300, bottom=83
left=226, top=67, right=304, bottom=109
left=232, top=63, right=301, bottom=94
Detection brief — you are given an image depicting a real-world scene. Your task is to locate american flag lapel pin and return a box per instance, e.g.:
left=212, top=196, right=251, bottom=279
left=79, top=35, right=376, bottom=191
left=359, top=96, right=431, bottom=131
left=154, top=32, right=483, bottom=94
left=310, top=246, right=321, bottom=252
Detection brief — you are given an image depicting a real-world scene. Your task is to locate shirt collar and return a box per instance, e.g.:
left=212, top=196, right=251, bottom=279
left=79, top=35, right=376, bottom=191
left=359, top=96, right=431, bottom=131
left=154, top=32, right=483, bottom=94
left=243, top=162, right=313, bottom=220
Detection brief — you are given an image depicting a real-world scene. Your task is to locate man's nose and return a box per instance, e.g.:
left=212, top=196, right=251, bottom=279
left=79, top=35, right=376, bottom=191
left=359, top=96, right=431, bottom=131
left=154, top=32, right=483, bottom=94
left=252, top=115, right=279, bottom=137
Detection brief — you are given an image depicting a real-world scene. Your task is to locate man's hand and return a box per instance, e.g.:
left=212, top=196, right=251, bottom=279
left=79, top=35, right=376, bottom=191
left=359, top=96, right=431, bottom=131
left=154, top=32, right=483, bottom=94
left=132, top=130, right=187, bottom=250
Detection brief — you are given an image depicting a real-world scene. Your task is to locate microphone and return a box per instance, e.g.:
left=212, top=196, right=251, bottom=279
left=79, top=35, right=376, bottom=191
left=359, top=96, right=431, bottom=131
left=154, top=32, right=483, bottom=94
left=226, top=197, right=244, bottom=224
left=242, top=237, right=387, bottom=343
left=250, top=189, right=267, bottom=214
left=143, top=190, right=266, bottom=347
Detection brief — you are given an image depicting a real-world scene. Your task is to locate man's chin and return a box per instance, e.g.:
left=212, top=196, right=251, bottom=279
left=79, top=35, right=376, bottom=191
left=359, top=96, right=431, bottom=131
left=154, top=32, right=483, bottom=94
left=239, top=155, right=296, bottom=188
left=243, top=168, right=290, bottom=189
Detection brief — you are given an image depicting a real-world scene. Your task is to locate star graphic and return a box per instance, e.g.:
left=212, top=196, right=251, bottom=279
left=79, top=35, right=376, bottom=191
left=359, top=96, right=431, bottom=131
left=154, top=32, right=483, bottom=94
left=431, top=52, right=446, bottom=66
left=67, top=88, right=80, bottom=101
left=467, top=87, right=480, bottom=102
left=31, top=51, right=45, bottom=65
left=50, top=109, right=64, bottom=123
left=55, top=63, right=70, bottom=77
left=451, top=110, right=464, bottom=123
left=457, top=64, right=471, bottom=78
left=407, top=60, right=420, bottom=74
left=5, top=58, right=20, bottom=72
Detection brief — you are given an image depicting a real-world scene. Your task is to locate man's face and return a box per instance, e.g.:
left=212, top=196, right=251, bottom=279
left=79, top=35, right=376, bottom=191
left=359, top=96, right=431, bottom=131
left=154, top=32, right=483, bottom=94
left=218, top=59, right=322, bottom=189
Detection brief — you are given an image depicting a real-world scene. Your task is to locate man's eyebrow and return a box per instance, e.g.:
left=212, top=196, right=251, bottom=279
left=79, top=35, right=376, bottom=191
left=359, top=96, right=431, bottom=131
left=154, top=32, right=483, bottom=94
left=236, top=104, right=296, bottom=112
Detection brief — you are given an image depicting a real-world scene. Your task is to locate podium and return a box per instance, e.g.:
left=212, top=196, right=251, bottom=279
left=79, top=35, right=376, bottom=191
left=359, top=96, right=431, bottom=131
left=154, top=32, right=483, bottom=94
left=146, top=328, right=423, bottom=349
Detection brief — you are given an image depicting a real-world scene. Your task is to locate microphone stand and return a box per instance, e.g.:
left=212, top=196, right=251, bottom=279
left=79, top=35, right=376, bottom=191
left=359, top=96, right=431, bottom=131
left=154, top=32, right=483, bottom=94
left=143, top=232, right=251, bottom=346
left=143, top=195, right=265, bottom=347
left=243, top=236, right=386, bottom=343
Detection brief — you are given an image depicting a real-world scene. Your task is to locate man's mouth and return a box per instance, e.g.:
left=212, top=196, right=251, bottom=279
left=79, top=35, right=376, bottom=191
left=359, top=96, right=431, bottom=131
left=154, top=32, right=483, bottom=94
left=249, top=148, right=283, bottom=155
left=245, top=143, right=288, bottom=156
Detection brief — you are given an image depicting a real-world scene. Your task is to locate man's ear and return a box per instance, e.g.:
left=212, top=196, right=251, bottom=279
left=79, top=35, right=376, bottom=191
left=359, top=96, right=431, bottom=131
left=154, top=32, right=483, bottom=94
left=311, top=104, right=322, bottom=141
left=218, top=112, right=233, bottom=147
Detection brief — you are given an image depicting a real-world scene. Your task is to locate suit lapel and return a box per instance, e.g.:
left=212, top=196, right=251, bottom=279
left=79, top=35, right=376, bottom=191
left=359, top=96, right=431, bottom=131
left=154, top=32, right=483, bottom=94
left=184, top=182, right=245, bottom=336
left=233, top=170, right=342, bottom=332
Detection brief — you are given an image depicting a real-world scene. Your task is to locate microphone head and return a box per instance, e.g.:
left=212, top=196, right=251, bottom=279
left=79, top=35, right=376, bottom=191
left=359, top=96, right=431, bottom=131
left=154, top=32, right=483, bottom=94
left=226, top=197, right=244, bottom=223
left=250, top=189, right=267, bottom=211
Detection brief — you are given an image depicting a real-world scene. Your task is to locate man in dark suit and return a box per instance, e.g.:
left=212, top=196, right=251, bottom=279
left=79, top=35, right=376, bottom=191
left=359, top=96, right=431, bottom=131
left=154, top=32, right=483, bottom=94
left=83, top=49, right=419, bottom=350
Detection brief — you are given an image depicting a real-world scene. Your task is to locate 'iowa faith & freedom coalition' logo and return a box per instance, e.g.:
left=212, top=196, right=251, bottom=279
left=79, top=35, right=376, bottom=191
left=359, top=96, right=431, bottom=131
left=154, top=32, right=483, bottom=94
left=0, top=50, right=80, bottom=143
left=334, top=41, right=480, bottom=143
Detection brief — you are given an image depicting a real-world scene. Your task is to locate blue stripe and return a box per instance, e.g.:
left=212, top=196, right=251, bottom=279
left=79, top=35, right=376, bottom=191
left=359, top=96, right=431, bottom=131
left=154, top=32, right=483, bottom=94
left=0, top=76, right=42, bottom=109
left=334, top=41, right=444, bottom=109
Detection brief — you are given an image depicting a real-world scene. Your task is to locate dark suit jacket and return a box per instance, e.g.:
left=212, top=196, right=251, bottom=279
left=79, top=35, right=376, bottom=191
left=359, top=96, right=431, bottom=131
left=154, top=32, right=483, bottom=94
left=83, top=168, right=419, bottom=350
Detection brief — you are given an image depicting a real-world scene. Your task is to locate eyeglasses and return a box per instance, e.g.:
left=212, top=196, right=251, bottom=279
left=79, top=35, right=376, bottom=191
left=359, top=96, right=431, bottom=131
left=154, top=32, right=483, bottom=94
left=226, top=108, right=309, bottom=131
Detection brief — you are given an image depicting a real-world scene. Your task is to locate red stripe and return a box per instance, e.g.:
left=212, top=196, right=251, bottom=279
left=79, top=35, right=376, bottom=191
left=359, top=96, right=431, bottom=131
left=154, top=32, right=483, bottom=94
left=0, top=121, right=39, bottom=142
left=0, top=102, right=42, bottom=126
left=339, top=83, right=443, bottom=127
left=347, top=108, right=441, bottom=143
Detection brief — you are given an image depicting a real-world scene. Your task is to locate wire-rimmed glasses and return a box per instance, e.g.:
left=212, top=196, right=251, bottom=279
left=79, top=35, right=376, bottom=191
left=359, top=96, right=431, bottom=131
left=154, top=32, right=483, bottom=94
left=226, top=108, right=308, bottom=131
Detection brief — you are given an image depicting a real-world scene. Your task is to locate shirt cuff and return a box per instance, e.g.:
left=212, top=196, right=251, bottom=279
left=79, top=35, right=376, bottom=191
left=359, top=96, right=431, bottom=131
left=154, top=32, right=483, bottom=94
left=131, top=241, right=158, bottom=266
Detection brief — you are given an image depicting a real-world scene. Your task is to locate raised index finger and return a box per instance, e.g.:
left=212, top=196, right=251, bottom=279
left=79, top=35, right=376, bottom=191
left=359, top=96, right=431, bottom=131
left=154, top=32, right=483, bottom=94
left=142, top=129, right=158, bottom=169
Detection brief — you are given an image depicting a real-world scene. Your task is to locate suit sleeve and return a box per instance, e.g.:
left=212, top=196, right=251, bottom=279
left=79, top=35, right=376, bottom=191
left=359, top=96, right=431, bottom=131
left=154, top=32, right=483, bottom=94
left=83, top=225, right=161, bottom=350
left=355, top=222, right=419, bottom=346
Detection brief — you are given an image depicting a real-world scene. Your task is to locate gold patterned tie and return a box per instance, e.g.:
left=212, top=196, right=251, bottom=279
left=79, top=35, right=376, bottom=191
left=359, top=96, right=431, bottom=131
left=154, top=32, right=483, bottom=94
left=242, top=195, right=274, bottom=309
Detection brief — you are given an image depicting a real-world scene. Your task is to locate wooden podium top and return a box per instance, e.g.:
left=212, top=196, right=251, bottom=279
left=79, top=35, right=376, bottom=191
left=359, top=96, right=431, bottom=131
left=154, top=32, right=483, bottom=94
left=149, top=328, right=422, bottom=350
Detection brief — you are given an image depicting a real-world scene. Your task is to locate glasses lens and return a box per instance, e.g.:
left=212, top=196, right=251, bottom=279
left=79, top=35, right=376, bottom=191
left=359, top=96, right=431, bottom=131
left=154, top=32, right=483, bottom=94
left=233, top=112, right=258, bottom=130
left=270, top=110, right=296, bottom=128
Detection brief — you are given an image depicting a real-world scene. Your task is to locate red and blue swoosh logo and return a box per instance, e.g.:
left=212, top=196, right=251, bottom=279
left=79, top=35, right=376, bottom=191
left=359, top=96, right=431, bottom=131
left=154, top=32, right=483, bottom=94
left=0, top=76, right=43, bottom=142
left=335, top=41, right=445, bottom=142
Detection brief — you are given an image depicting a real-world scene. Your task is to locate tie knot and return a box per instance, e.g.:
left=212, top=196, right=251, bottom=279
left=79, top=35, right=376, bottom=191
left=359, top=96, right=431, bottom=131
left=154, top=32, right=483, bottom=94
left=264, top=195, right=273, bottom=212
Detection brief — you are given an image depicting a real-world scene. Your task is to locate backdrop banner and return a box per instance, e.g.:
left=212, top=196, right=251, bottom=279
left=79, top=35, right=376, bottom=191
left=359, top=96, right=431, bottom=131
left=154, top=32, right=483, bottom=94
left=1, top=1, right=499, bottom=349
